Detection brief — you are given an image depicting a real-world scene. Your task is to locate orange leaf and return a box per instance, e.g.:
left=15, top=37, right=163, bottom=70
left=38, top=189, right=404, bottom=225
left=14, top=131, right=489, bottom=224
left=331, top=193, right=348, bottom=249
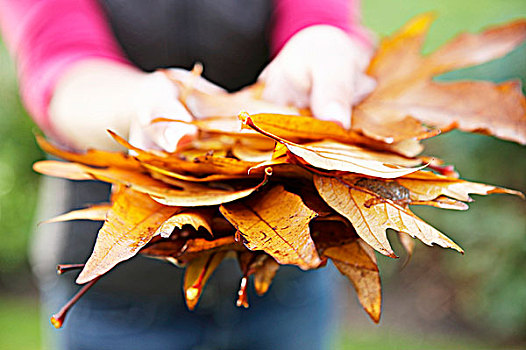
left=155, top=209, right=214, bottom=238
left=396, top=171, right=524, bottom=201
left=220, top=185, right=321, bottom=270
left=33, top=160, right=266, bottom=207
left=41, top=203, right=111, bottom=224
left=183, top=251, right=227, bottom=310
left=253, top=255, right=280, bottom=296
left=314, top=175, right=463, bottom=257
left=240, top=113, right=425, bottom=179
left=324, top=239, right=382, bottom=323
left=36, top=135, right=142, bottom=170
left=76, top=187, right=180, bottom=284
left=354, top=14, right=526, bottom=144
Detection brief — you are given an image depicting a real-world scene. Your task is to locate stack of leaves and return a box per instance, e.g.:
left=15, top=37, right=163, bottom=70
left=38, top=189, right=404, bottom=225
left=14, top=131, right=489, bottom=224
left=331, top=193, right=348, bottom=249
left=33, top=14, right=526, bottom=328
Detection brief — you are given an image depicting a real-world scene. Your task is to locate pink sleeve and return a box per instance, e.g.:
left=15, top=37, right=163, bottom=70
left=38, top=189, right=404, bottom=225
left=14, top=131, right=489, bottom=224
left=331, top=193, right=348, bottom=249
left=271, top=0, right=372, bottom=56
left=0, top=0, right=131, bottom=137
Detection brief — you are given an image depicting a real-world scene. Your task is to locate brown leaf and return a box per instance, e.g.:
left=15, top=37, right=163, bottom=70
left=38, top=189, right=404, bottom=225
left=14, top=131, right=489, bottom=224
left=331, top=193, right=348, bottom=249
left=76, top=187, right=180, bottom=284
left=155, top=209, right=213, bottom=238
left=241, top=113, right=425, bottom=179
left=41, top=203, right=111, bottom=224
left=184, top=251, right=227, bottom=310
left=240, top=114, right=424, bottom=157
left=33, top=160, right=266, bottom=207
left=411, top=196, right=469, bottom=211
left=141, top=236, right=238, bottom=263
left=232, top=142, right=274, bottom=162
left=109, top=130, right=257, bottom=176
left=181, top=84, right=299, bottom=119
left=36, top=135, right=142, bottom=170
left=396, top=171, right=524, bottom=202
left=220, top=185, right=321, bottom=270
left=354, top=14, right=526, bottom=144
left=324, top=239, right=382, bottom=323
left=397, top=232, right=415, bottom=266
left=314, top=175, right=463, bottom=257
left=253, top=255, right=280, bottom=296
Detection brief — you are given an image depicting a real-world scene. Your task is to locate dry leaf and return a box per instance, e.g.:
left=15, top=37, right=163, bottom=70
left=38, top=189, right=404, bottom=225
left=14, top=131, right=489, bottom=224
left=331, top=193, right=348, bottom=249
left=155, top=209, right=213, bottom=238
left=76, top=187, right=180, bottom=284
left=353, top=14, right=526, bottom=144
left=253, top=255, right=280, bottom=296
left=240, top=113, right=425, bottom=179
left=41, top=203, right=111, bottom=224
left=36, top=135, right=142, bottom=170
left=396, top=171, right=524, bottom=201
left=33, top=160, right=266, bottom=207
left=324, top=239, right=381, bottom=323
left=314, top=175, right=463, bottom=257
left=220, top=185, right=321, bottom=270
left=184, top=251, right=227, bottom=310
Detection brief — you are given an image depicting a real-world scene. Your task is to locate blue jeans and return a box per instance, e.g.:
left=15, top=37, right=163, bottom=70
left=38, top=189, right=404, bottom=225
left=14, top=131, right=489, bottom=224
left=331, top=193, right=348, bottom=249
left=41, top=257, right=335, bottom=350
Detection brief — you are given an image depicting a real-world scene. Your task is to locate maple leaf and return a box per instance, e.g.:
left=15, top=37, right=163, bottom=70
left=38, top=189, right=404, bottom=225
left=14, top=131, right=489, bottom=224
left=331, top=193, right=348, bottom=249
left=41, top=203, right=111, bottom=224
left=240, top=112, right=426, bottom=178
left=314, top=175, right=463, bottom=257
left=76, top=187, right=180, bottom=284
left=324, top=239, right=381, bottom=323
left=220, top=185, right=321, bottom=270
left=353, top=14, right=526, bottom=144
left=155, top=209, right=214, bottom=238
left=183, top=251, right=227, bottom=310
left=33, top=160, right=266, bottom=207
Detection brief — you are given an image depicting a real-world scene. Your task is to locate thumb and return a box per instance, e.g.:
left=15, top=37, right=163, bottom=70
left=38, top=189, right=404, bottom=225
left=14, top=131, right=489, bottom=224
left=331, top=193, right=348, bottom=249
left=310, top=73, right=353, bottom=129
left=147, top=100, right=197, bottom=152
left=131, top=99, right=197, bottom=152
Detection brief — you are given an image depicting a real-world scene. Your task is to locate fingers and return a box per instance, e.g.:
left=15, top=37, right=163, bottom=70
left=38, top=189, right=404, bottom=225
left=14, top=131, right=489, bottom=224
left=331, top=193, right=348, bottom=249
left=259, top=62, right=310, bottom=108
left=165, top=68, right=226, bottom=95
left=310, top=65, right=354, bottom=128
left=147, top=100, right=197, bottom=152
left=353, top=73, right=377, bottom=105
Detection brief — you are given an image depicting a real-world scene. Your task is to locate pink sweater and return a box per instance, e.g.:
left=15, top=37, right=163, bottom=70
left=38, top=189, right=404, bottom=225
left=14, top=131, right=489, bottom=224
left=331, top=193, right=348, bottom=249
left=0, top=0, right=369, bottom=134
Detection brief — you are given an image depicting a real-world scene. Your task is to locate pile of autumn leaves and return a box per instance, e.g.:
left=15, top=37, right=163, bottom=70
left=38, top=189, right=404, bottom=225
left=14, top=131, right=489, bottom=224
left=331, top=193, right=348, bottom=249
left=34, top=15, right=526, bottom=328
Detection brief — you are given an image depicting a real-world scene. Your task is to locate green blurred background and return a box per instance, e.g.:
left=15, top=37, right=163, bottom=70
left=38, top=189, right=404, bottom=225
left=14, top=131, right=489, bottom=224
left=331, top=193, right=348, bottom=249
left=0, top=0, right=525, bottom=349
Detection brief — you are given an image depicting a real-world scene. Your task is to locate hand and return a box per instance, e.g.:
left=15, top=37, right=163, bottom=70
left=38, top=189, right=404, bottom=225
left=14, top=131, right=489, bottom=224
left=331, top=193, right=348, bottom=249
left=259, top=25, right=376, bottom=128
left=48, top=60, right=223, bottom=152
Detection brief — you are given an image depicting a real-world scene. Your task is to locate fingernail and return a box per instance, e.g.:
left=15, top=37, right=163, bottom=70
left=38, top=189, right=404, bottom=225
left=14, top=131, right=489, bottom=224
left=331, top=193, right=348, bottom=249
left=317, top=102, right=351, bottom=129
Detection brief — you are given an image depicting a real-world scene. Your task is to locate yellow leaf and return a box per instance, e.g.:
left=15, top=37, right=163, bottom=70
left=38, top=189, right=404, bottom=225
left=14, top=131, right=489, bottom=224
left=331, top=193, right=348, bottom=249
left=155, top=209, right=213, bottom=238
left=76, top=187, right=180, bottom=284
left=184, top=251, right=227, bottom=310
left=41, top=203, right=111, bottom=224
left=314, top=175, right=463, bottom=257
left=220, top=185, right=321, bottom=270
left=354, top=15, right=526, bottom=144
left=33, top=160, right=266, bottom=207
left=253, top=256, right=280, bottom=296
left=324, top=239, right=382, bottom=323
left=240, top=113, right=425, bottom=179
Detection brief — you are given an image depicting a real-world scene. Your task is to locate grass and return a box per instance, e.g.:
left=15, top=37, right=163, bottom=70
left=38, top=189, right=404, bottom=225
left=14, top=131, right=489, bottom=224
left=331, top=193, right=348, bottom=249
left=0, top=297, right=42, bottom=350
left=0, top=296, right=501, bottom=350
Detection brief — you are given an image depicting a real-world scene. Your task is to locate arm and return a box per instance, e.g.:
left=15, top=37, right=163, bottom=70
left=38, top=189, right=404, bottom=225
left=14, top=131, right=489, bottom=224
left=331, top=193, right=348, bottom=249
left=271, top=0, right=372, bottom=55
left=0, top=0, right=131, bottom=144
left=262, top=0, right=375, bottom=128
left=0, top=0, right=200, bottom=151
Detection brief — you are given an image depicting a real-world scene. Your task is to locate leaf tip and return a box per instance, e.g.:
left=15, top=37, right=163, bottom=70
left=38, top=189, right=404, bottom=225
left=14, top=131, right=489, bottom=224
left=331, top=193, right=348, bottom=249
left=50, top=315, right=63, bottom=329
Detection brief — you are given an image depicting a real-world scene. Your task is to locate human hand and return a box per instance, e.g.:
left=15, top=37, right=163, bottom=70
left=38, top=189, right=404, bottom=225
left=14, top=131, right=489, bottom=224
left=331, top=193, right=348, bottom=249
left=259, top=25, right=376, bottom=128
left=49, top=60, right=223, bottom=152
